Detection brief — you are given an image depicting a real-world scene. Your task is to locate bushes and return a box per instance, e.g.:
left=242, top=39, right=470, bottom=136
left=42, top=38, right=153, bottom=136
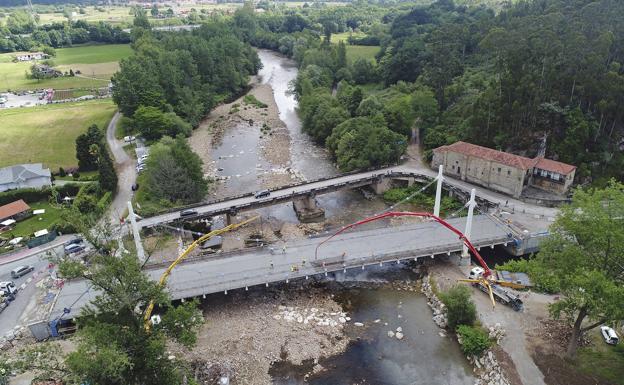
left=0, top=184, right=82, bottom=206
left=440, top=285, right=477, bottom=330
left=456, top=325, right=492, bottom=356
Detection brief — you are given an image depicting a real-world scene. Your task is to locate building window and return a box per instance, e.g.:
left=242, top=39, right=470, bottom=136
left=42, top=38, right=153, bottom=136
left=507, top=170, right=511, bottom=176
left=452, top=165, right=455, bottom=170
left=498, top=167, right=501, bottom=173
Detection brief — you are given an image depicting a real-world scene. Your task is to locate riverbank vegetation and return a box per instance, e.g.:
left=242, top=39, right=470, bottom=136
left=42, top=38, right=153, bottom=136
left=231, top=0, right=624, bottom=183
left=135, top=136, right=208, bottom=216
left=111, top=20, right=260, bottom=137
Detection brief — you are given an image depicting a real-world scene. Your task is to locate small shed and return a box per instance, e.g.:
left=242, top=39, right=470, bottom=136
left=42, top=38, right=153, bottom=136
left=0, top=199, right=31, bottom=222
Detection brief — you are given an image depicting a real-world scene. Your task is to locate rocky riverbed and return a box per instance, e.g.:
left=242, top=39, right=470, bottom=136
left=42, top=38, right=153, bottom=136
left=176, top=283, right=349, bottom=385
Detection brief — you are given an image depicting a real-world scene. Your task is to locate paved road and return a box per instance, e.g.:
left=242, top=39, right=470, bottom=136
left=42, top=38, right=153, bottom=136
left=51, top=215, right=513, bottom=320
left=136, top=164, right=558, bottom=233
left=105, top=111, right=136, bottom=225
left=0, top=243, right=66, bottom=338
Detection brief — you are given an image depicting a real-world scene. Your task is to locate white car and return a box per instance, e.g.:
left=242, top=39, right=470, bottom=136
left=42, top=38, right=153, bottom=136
left=600, top=326, right=619, bottom=345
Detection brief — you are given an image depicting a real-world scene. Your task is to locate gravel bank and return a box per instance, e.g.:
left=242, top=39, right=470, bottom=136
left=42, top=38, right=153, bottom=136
left=179, top=283, right=349, bottom=385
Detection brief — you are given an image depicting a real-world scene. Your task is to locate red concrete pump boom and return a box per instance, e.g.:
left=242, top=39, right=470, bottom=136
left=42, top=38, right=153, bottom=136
left=314, top=211, right=492, bottom=278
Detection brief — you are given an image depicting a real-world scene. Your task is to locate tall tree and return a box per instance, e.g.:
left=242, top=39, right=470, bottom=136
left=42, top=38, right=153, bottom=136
left=75, top=125, right=104, bottom=171
left=97, top=144, right=118, bottom=193
left=527, top=181, right=624, bottom=357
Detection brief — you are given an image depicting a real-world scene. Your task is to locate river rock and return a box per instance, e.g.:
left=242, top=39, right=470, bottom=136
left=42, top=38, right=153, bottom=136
left=354, top=322, right=364, bottom=327
left=395, top=332, right=404, bottom=340
left=387, top=331, right=395, bottom=338
left=396, top=326, right=402, bottom=333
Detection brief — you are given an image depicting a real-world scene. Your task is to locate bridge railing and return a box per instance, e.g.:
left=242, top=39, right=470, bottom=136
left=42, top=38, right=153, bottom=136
left=144, top=165, right=405, bottom=218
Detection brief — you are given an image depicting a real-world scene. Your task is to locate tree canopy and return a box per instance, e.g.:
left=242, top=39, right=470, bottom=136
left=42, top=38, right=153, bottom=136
left=502, top=180, right=624, bottom=357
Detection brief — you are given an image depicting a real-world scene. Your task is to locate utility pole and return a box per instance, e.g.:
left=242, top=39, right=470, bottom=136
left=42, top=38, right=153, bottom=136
left=433, top=165, right=444, bottom=217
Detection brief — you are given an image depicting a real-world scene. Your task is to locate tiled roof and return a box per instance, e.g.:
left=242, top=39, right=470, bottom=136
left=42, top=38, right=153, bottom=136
left=0, top=199, right=31, bottom=222
left=434, top=141, right=537, bottom=170
left=534, top=157, right=576, bottom=175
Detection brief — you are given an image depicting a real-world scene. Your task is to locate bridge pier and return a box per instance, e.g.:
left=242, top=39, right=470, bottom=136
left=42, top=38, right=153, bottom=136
left=371, top=177, right=392, bottom=195
left=225, top=209, right=238, bottom=225
left=293, top=194, right=325, bottom=222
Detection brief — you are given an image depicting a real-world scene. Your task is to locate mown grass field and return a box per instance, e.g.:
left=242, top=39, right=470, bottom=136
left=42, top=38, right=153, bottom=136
left=345, top=45, right=380, bottom=62
left=0, top=44, right=131, bottom=91
left=0, top=99, right=116, bottom=170
left=330, top=32, right=380, bottom=63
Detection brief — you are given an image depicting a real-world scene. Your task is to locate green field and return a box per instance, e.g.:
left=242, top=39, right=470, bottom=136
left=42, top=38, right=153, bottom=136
left=0, top=44, right=131, bottom=91
left=330, top=32, right=380, bottom=63
left=36, top=4, right=243, bottom=25
left=0, top=99, right=116, bottom=170
left=346, top=45, right=380, bottom=62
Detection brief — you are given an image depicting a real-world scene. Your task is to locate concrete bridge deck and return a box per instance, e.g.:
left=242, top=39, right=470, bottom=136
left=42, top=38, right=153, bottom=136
left=51, top=215, right=513, bottom=321
left=137, top=167, right=497, bottom=230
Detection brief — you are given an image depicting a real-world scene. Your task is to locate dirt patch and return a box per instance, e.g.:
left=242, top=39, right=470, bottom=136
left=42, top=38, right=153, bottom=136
left=176, top=283, right=349, bottom=385
left=492, top=345, right=523, bottom=385
left=531, top=345, right=614, bottom=385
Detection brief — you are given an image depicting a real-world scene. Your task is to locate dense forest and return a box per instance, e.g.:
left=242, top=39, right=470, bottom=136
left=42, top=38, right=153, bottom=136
left=111, top=16, right=260, bottom=136
left=230, top=0, right=624, bottom=181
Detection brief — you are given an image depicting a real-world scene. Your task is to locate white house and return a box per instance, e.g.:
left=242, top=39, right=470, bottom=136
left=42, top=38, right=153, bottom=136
left=0, top=163, right=52, bottom=192
left=15, top=52, right=49, bottom=62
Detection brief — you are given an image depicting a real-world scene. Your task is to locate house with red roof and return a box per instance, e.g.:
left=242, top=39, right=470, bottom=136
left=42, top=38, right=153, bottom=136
left=432, top=141, right=576, bottom=198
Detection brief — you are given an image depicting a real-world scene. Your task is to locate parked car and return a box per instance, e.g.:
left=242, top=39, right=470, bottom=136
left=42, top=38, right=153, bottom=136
left=10, top=265, right=34, bottom=279
left=124, top=135, right=136, bottom=143
left=64, top=237, right=83, bottom=246
left=0, top=281, right=17, bottom=296
left=180, top=209, right=198, bottom=217
left=601, top=326, right=619, bottom=345
left=254, top=189, right=271, bottom=199
left=64, top=243, right=86, bottom=254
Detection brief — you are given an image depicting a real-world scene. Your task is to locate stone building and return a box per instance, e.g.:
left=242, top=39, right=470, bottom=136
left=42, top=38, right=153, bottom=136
left=431, top=141, right=576, bottom=198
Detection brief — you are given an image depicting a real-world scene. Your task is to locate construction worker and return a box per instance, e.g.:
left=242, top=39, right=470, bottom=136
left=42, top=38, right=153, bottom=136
left=270, top=260, right=274, bottom=269
left=282, top=245, right=286, bottom=254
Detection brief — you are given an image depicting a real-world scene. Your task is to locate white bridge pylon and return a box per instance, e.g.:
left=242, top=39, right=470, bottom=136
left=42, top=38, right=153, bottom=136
left=432, top=166, right=477, bottom=260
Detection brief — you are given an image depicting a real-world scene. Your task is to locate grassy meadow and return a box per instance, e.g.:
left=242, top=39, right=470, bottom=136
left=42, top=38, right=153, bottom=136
left=0, top=99, right=116, bottom=170
left=330, top=32, right=380, bottom=63
left=0, top=44, right=131, bottom=91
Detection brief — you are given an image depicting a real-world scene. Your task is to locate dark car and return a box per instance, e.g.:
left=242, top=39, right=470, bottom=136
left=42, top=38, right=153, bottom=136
left=11, top=265, right=34, bottom=279
left=254, top=189, right=271, bottom=199
left=65, top=237, right=83, bottom=246
left=180, top=209, right=198, bottom=217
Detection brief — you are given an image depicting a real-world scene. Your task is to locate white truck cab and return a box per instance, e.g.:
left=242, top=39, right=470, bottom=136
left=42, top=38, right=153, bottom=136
left=468, top=266, right=485, bottom=280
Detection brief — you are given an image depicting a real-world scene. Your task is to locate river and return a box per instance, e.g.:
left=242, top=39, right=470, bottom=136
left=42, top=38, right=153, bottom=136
left=243, top=50, right=475, bottom=385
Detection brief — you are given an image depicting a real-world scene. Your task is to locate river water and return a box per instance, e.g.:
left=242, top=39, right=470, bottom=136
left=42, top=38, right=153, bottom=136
left=240, top=50, right=476, bottom=385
